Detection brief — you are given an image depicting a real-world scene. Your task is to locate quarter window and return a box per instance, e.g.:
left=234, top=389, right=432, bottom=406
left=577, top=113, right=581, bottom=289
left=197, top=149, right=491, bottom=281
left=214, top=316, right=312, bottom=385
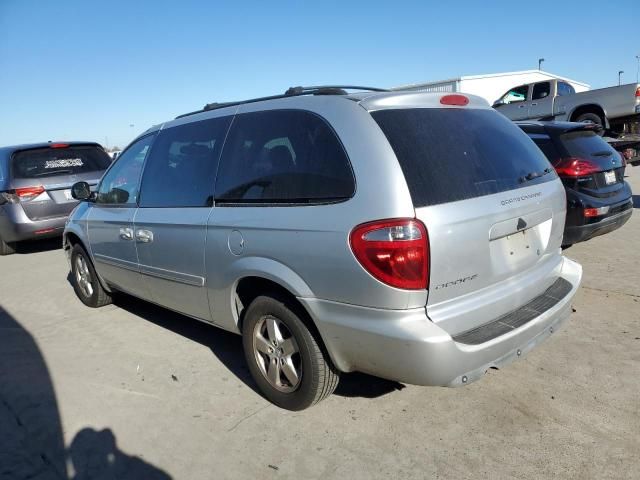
left=139, top=116, right=232, bottom=208
left=96, top=135, right=155, bottom=205
left=215, top=110, right=354, bottom=204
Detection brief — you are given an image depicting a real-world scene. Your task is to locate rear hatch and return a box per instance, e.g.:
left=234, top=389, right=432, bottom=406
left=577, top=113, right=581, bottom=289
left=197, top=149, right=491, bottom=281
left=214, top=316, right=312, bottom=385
left=10, top=144, right=110, bottom=220
left=371, top=106, right=567, bottom=336
left=553, top=129, right=626, bottom=197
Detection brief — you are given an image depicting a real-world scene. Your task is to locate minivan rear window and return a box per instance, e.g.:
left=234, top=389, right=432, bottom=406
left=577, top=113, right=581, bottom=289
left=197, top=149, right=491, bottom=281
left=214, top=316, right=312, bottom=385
left=371, top=108, right=555, bottom=207
left=11, top=145, right=111, bottom=179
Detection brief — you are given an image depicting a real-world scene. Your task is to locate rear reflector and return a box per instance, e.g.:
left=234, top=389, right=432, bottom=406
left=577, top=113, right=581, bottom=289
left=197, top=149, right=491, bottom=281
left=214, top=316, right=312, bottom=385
left=554, top=157, right=601, bottom=177
left=15, top=186, right=45, bottom=200
left=34, top=228, right=56, bottom=235
left=584, top=206, right=609, bottom=218
left=50, top=143, right=69, bottom=149
left=440, top=94, right=469, bottom=106
left=350, top=218, right=429, bottom=290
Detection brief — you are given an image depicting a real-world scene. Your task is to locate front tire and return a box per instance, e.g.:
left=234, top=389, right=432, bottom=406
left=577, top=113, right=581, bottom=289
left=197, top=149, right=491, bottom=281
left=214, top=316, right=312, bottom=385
left=242, top=294, right=339, bottom=410
left=0, top=236, right=16, bottom=256
left=70, top=244, right=112, bottom=308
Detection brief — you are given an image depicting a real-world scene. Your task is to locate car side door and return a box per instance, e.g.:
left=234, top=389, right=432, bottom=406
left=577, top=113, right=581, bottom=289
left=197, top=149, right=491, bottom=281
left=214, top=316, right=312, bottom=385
left=134, top=114, right=233, bottom=321
left=528, top=81, right=554, bottom=119
left=493, top=84, right=531, bottom=120
left=87, top=134, right=155, bottom=299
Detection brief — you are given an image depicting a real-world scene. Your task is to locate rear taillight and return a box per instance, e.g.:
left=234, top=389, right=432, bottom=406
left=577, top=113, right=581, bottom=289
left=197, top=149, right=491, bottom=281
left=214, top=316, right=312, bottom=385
left=15, top=186, right=45, bottom=201
left=349, top=218, right=429, bottom=290
left=584, top=206, right=609, bottom=218
left=635, top=86, right=640, bottom=97
left=554, top=157, right=601, bottom=177
left=440, top=94, right=469, bottom=106
left=50, top=143, right=69, bottom=149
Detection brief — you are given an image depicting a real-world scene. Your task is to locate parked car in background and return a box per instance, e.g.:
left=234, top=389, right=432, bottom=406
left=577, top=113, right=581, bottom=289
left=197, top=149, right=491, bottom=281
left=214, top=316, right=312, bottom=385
left=0, top=142, right=111, bottom=255
left=495, top=80, right=640, bottom=135
left=64, top=87, right=581, bottom=410
left=517, top=121, right=633, bottom=247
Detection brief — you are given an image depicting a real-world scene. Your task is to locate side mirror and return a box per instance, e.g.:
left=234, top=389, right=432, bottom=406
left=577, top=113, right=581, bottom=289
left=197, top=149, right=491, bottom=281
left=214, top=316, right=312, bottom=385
left=492, top=100, right=505, bottom=108
left=71, top=181, right=92, bottom=201
left=112, top=152, right=119, bottom=161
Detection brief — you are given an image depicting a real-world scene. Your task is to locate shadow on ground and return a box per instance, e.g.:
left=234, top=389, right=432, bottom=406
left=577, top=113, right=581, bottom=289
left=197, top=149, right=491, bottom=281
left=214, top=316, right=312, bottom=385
left=14, top=237, right=62, bottom=254
left=0, top=305, right=171, bottom=479
left=112, top=293, right=405, bottom=400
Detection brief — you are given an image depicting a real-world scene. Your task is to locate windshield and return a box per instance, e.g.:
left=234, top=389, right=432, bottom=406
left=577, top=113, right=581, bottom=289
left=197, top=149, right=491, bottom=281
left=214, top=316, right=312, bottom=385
left=371, top=108, right=556, bottom=207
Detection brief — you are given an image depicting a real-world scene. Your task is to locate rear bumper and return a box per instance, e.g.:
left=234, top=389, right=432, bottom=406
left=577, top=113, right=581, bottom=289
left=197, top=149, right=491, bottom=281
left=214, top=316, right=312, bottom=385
left=301, top=257, right=582, bottom=387
left=0, top=204, right=67, bottom=242
left=563, top=201, right=633, bottom=245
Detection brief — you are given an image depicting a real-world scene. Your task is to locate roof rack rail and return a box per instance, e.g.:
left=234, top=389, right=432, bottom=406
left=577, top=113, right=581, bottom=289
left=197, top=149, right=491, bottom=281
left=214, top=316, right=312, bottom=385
left=175, top=85, right=389, bottom=119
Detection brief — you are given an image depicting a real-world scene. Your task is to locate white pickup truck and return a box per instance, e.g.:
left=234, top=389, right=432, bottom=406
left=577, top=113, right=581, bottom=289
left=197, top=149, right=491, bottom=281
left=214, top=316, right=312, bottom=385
left=493, top=79, right=640, bottom=135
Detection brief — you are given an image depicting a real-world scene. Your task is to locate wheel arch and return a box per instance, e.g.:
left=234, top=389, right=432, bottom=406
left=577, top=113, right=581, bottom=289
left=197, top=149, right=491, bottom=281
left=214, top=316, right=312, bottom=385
left=569, top=103, right=609, bottom=128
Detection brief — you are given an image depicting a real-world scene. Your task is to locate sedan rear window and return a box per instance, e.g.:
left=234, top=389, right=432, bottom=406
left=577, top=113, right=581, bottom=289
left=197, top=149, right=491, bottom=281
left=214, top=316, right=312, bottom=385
left=11, top=145, right=112, bottom=179
left=371, top=108, right=556, bottom=207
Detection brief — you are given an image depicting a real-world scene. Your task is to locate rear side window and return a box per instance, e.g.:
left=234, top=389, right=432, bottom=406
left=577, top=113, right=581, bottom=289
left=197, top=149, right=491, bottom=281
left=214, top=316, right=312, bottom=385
left=372, top=108, right=555, bottom=207
left=557, top=82, right=575, bottom=96
left=11, top=145, right=111, bottom=179
left=215, top=110, right=354, bottom=204
left=139, top=116, right=232, bottom=208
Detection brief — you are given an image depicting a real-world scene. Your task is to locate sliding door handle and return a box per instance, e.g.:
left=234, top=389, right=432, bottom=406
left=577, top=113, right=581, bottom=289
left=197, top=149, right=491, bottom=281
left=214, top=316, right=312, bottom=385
left=136, top=229, right=154, bottom=243
left=119, top=227, right=134, bottom=241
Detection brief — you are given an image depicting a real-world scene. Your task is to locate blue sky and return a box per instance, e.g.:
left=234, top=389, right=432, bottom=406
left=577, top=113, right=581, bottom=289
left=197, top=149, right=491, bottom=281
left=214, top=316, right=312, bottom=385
left=1, top=0, right=638, bottom=148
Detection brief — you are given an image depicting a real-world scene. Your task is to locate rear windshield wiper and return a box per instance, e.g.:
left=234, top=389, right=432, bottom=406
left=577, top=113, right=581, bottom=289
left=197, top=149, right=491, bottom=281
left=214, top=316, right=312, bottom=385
left=32, top=169, right=73, bottom=177
left=519, top=167, right=552, bottom=183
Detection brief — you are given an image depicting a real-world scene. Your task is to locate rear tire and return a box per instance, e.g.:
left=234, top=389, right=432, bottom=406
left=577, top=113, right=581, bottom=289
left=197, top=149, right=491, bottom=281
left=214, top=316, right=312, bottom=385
left=70, top=244, right=112, bottom=308
left=574, top=112, right=605, bottom=135
left=242, top=294, right=339, bottom=410
left=0, top=237, right=16, bottom=256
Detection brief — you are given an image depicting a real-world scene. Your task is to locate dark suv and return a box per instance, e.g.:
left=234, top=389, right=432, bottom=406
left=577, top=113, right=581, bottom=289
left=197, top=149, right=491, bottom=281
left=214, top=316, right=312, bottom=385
left=0, top=142, right=111, bottom=255
left=517, top=121, right=633, bottom=246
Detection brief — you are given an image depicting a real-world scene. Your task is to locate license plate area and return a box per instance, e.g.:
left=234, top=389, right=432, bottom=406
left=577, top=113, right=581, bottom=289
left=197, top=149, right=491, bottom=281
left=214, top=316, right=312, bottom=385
left=604, top=170, right=616, bottom=185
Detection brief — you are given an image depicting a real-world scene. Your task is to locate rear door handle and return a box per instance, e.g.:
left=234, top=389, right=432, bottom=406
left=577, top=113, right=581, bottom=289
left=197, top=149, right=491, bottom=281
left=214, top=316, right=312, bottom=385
left=135, top=229, right=154, bottom=243
left=518, top=104, right=526, bottom=108
left=119, top=227, right=134, bottom=241
left=531, top=102, right=538, bottom=106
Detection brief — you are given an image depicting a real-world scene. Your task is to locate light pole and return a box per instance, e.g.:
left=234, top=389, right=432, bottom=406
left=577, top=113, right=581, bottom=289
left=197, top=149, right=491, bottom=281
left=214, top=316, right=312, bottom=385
left=618, top=70, right=624, bottom=86
left=538, top=58, right=545, bottom=70
left=636, top=55, right=639, bottom=83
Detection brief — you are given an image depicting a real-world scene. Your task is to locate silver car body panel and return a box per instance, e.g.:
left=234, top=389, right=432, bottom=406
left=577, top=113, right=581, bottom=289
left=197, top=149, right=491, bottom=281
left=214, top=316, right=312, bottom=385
left=64, top=90, right=582, bottom=387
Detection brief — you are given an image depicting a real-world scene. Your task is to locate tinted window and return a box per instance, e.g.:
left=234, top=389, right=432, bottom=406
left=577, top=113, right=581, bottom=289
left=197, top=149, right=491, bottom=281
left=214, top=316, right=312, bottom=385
left=559, top=130, right=621, bottom=169
left=11, top=145, right=111, bottom=179
left=139, top=116, right=232, bottom=208
left=96, top=135, right=155, bottom=205
left=215, top=110, right=354, bottom=203
left=530, top=136, right=562, bottom=165
left=557, top=82, right=575, bottom=96
left=500, top=85, right=529, bottom=104
left=372, top=108, right=555, bottom=207
left=532, top=82, right=551, bottom=100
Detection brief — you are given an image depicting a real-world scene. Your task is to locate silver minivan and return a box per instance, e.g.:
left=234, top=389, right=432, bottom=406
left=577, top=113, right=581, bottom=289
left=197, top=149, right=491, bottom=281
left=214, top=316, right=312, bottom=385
left=64, top=87, right=582, bottom=410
